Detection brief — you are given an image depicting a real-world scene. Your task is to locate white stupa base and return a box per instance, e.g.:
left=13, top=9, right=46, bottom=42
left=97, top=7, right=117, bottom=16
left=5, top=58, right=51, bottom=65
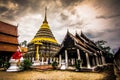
left=60, top=63, right=67, bottom=70
left=7, top=66, right=20, bottom=72
left=6, top=59, right=20, bottom=72
left=32, top=60, right=40, bottom=66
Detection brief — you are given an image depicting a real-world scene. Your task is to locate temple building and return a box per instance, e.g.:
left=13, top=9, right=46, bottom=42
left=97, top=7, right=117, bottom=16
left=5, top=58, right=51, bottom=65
left=0, top=21, right=18, bottom=67
left=56, top=31, right=106, bottom=70
left=27, top=8, right=60, bottom=65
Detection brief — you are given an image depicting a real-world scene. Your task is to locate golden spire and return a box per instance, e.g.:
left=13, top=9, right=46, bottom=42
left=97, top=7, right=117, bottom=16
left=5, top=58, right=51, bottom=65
left=43, top=7, right=48, bottom=23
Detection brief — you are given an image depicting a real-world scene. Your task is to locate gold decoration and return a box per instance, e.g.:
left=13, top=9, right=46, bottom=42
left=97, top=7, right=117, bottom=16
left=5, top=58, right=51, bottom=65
left=40, top=23, right=50, bottom=29
left=31, top=37, right=58, bottom=44
left=35, top=45, right=39, bottom=60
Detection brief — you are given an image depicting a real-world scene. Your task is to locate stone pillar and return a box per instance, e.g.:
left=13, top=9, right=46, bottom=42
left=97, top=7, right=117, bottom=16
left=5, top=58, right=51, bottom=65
left=41, top=57, right=44, bottom=65
left=32, top=57, right=34, bottom=62
left=99, top=51, right=102, bottom=65
left=100, top=51, right=106, bottom=65
left=46, top=57, right=48, bottom=64
left=56, top=58, right=59, bottom=63
left=86, top=52, right=91, bottom=68
left=53, top=57, right=56, bottom=62
left=71, top=59, right=74, bottom=65
left=77, top=49, right=81, bottom=60
left=95, top=53, right=99, bottom=66
left=36, top=45, right=39, bottom=60
left=59, top=54, right=62, bottom=66
left=32, top=44, right=41, bottom=66
left=77, top=49, right=82, bottom=67
left=50, top=57, right=52, bottom=63
left=92, top=57, right=95, bottom=66
left=99, top=56, right=102, bottom=65
left=65, top=50, right=68, bottom=68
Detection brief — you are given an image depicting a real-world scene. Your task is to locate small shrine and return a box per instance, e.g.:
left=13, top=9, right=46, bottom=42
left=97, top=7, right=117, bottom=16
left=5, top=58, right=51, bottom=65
left=7, top=48, right=24, bottom=72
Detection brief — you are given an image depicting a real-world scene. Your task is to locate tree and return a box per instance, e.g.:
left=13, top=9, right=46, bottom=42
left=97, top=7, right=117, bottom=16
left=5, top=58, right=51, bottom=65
left=95, top=40, right=113, bottom=63
left=20, top=59, right=32, bottom=70
left=75, top=59, right=81, bottom=71
left=95, top=40, right=107, bottom=50
left=20, top=40, right=27, bottom=47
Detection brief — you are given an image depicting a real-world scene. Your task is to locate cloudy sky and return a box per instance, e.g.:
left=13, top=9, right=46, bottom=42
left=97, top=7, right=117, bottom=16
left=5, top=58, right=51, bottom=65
left=0, top=0, right=120, bottom=51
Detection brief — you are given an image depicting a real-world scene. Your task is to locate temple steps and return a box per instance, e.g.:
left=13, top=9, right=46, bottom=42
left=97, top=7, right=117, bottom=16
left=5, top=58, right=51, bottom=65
left=80, top=68, right=93, bottom=72
left=31, top=65, right=53, bottom=71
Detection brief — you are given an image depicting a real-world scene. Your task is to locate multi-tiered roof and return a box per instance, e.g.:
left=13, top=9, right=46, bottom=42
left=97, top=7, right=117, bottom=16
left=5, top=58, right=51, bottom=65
left=0, top=21, right=18, bottom=52
left=27, top=8, right=60, bottom=58
left=56, top=31, right=100, bottom=56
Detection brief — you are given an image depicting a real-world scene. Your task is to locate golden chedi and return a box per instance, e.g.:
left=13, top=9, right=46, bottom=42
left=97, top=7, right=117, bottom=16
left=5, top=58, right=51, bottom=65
left=27, top=8, right=60, bottom=65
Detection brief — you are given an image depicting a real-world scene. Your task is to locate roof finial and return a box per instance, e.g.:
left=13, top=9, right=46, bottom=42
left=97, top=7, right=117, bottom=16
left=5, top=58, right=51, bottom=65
left=81, top=30, right=83, bottom=35
left=67, top=29, right=69, bottom=33
left=43, top=7, right=48, bottom=23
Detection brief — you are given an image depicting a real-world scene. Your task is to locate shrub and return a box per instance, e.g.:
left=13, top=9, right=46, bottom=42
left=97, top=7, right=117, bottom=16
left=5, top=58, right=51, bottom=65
left=20, top=59, right=32, bottom=70
left=52, top=61, right=58, bottom=69
left=4, top=62, right=10, bottom=70
left=0, top=58, right=4, bottom=67
left=75, top=59, right=81, bottom=71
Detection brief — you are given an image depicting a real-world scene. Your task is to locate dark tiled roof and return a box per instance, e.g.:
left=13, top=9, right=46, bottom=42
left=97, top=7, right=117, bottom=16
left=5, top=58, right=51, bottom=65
left=0, top=21, right=18, bottom=52
left=0, top=21, right=18, bottom=36
left=57, top=31, right=100, bottom=56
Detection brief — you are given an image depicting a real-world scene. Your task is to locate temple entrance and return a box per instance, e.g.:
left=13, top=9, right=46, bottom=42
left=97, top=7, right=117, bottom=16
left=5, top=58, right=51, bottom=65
left=80, top=50, right=87, bottom=67
left=67, top=49, right=78, bottom=67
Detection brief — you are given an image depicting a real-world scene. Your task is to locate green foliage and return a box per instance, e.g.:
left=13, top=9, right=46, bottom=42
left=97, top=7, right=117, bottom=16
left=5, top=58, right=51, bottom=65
left=75, top=59, right=81, bottom=71
left=20, top=40, right=27, bottom=47
left=105, top=53, right=114, bottom=63
left=20, top=59, right=32, bottom=70
left=4, top=62, right=10, bottom=70
left=0, top=58, right=4, bottom=67
left=95, top=40, right=114, bottom=63
left=52, top=61, right=58, bottom=69
left=95, top=40, right=111, bottom=53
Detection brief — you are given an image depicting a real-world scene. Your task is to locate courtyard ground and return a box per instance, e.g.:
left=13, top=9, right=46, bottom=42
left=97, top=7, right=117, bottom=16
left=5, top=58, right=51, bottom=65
left=0, top=70, right=112, bottom=80
left=0, top=64, right=117, bottom=80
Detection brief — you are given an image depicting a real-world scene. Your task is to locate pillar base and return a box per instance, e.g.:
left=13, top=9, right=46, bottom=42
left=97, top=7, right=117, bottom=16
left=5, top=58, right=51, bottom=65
left=32, top=60, right=40, bottom=66
left=60, top=63, right=67, bottom=70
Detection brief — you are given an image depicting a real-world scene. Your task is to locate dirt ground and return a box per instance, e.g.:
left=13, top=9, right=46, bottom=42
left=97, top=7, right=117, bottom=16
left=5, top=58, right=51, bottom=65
left=0, top=64, right=117, bottom=80
left=0, top=70, right=105, bottom=80
left=0, top=70, right=116, bottom=80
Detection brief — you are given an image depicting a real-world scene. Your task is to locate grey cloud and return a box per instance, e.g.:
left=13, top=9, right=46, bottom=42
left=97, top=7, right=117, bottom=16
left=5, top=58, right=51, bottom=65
left=96, top=14, right=120, bottom=19
left=69, top=21, right=84, bottom=28
left=0, top=0, right=120, bottom=50
left=86, top=32, right=105, bottom=39
left=60, top=0, right=83, bottom=7
left=0, top=0, right=46, bottom=20
left=0, top=0, right=83, bottom=21
left=94, top=0, right=120, bottom=19
left=0, top=7, right=8, bottom=14
left=0, top=10, right=17, bottom=20
left=93, top=0, right=120, bottom=11
left=0, top=0, right=8, bottom=4
left=106, top=26, right=120, bottom=33
left=60, top=13, right=68, bottom=20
